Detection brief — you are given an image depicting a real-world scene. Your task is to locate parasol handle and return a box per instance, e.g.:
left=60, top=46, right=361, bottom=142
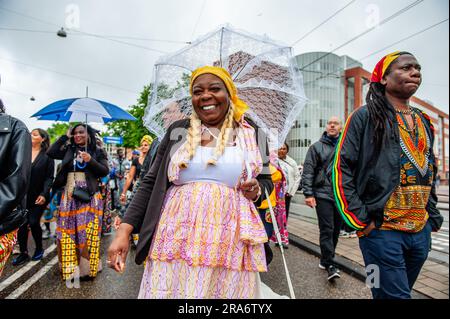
left=265, top=188, right=296, bottom=299
left=245, top=161, right=295, bottom=298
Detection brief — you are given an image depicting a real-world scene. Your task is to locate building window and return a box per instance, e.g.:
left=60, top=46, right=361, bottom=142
left=290, top=139, right=313, bottom=148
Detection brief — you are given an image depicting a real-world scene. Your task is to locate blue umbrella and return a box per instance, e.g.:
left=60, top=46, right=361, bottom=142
left=31, top=97, right=136, bottom=123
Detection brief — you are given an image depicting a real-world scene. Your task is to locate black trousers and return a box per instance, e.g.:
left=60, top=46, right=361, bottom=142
left=315, top=198, right=342, bottom=268
left=285, top=195, right=292, bottom=220
left=18, top=205, right=45, bottom=253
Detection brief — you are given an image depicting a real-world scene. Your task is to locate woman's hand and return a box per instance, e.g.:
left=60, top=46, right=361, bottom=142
left=35, top=195, right=46, bottom=206
left=107, top=223, right=133, bottom=273
left=113, top=216, right=122, bottom=230
left=79, top=151, right=91, bottom=162
left=66, top=127, right=72, bottom=139
left=238, top=178, right=261, bottom=201
left=120, top=193, right=127, bottom=204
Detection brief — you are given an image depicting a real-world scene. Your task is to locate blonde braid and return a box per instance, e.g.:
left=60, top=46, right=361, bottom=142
left=207, top=104, right=235, bottom=166
left=179, top=111, right=202, bottom=169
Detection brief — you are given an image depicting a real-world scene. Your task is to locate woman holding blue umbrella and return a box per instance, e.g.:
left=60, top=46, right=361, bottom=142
left=47, top=123, right=109, bottom=282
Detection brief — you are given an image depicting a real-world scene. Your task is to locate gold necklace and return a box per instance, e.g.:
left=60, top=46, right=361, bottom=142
left=395, top=106, right=412, bottom=114
left=397, top=112, right=416, bottom=133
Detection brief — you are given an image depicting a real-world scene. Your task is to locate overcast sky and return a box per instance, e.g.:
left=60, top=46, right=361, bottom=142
left=0, top=0, right=448, bottom=131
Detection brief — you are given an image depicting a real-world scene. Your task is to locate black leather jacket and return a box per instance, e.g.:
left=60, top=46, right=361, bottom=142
left=0, top=114, right=31, bottom=233
left=302, top=131, right=339, bottom=201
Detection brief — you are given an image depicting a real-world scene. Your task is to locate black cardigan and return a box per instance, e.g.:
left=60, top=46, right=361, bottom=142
left=123, top=117, right=274, bottom=264
left=47, top=135, right=109, bottom=195
left=27, top=150, right=55, bottom=208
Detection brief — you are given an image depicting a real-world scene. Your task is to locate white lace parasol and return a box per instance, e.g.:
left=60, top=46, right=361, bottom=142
left=143, top=24, right=308, bottom=148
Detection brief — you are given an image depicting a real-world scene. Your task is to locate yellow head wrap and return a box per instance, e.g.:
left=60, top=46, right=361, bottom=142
left=190, top=66, right=249, bottom=122
left=140, top=135, right=153, bottom=145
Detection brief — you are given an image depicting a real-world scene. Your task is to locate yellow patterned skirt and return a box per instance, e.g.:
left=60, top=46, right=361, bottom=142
left=56, top=172, right=103, bottom=281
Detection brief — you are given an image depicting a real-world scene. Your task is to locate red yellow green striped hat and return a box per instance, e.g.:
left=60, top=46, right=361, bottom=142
left=370, top=51, right=402, bottom=83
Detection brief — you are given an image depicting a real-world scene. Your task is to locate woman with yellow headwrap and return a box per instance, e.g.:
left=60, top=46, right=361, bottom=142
left=114, top=135, right=153, bottom=235
left=108, top=66, right=274, bottom=298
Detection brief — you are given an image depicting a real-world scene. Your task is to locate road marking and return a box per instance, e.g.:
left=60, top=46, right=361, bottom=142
left=0, top=244, right=56, bottom=292
left=5, top=256, right=58, bottom=299
left=436, top=233, right=449, bottom=237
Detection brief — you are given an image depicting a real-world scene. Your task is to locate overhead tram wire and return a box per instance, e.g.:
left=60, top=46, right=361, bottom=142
left=71, top=34, right=190, bottom=44
left=299, top=0, right=425, bottom=71
left=0, top=87, right=33, bottom=98
left=301, top=18, right=449, bottom=87
left=0, top=56, right=140, bottom=96
left=0, top=26, right=190, bottom=44
left=291, top=0, right=357, bottom=47
left=357, top=18, right=449, bottom=61
left=0, top=27, right=55, bottom=34
left=0, top=6, right=169, bottom=54
left=190, top=0, right=207, bottom=42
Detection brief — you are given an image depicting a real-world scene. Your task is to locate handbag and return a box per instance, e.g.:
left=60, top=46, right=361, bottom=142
left=72, top=187, right=91, bottom=203
left=0, top=206, right=29, bottom=236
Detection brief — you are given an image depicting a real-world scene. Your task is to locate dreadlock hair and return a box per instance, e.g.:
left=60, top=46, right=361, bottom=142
left=366, top=81, right=394, bottom=157
left=366, top=51, right=413, bottom=158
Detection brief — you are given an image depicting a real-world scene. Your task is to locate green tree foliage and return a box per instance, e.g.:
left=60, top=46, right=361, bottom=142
left=47, top=122, right=70, bottom=143
left=105, top=75, right=190, bottom=148
left=105, top=85, right=152, bottom=148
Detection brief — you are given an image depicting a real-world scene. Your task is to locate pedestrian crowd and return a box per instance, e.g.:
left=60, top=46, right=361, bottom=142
left=0, top=51, right=443, bottom=299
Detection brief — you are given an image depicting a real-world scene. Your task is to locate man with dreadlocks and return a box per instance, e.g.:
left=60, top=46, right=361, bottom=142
left=332, top=51, right=443, bottom=299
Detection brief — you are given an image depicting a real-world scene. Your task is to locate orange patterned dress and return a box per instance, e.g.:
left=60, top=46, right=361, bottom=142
left=381, top=110, right=434, bottom=232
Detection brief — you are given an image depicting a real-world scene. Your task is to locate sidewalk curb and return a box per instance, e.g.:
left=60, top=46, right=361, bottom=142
left=288, top=232, right=431, bottom=299
left=288, top=233, right=366, bottom=282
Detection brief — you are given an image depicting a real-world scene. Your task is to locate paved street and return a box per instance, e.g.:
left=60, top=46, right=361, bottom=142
left=1, top=186, right=447, bottom=299
left=289, top=185, right=449, bottom=299
left=0, top=230, right=370, bottom=299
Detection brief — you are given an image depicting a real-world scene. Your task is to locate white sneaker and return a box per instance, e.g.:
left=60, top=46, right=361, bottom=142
left=319, top=263, right=326, bottom=270
left=42, top=229, right=51, bottom=239
left=339, top=231, right=350, bottom=238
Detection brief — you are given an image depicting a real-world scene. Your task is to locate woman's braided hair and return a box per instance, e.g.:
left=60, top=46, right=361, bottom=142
left=179, top=102, right=236, bottom=168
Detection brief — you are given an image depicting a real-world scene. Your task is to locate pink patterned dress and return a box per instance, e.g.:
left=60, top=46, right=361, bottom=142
left=270, top=164, right=289, bottom=245
left=138, top=121, right=268, bottom=299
